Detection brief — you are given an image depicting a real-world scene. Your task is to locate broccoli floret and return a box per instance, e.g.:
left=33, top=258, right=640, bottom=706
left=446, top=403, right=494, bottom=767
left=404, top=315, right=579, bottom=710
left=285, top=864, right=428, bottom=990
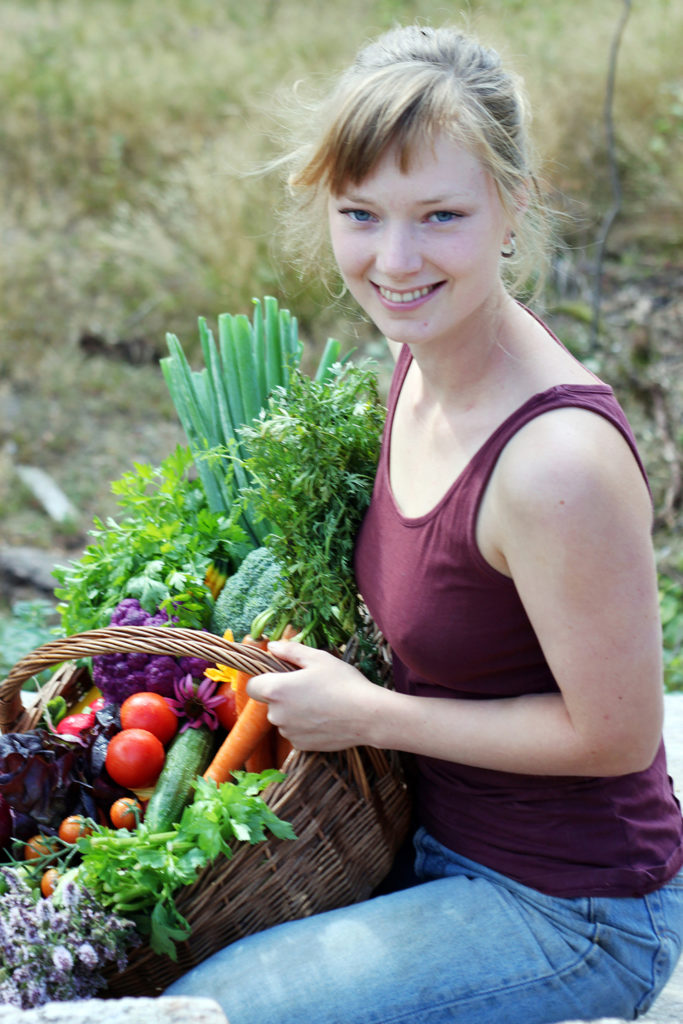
left=210, top=547, right=284, bottom=640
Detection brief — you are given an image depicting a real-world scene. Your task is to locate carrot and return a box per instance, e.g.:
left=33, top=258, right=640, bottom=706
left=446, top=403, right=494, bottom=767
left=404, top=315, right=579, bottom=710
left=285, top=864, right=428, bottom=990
left=233, top=672, right=250, bottom=716
left=275, top=729, right=294, bottom=769
left=233, top=635, right=268, bottom=716
left=245, top=728, right=276, bottom=773
left=203, top=697, right=271, bottom=784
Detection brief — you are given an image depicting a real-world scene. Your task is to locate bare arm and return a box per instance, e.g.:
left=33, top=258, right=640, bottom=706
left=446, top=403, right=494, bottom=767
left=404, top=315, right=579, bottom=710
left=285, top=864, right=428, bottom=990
left=249, top=409, right=663, bottom=778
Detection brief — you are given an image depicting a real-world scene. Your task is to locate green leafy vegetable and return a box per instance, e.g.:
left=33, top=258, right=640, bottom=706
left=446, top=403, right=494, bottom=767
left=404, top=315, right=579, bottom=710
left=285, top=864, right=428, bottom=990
left=53, top=445, right=246, bottom=635
left=239, top=361, right=385, bottom=650
left=72, top=770, right=295, bottom=959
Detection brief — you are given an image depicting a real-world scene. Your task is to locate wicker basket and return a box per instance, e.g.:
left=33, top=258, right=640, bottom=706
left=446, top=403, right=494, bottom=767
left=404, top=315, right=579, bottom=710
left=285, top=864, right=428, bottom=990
left=0, top=626, right=412, bottom=997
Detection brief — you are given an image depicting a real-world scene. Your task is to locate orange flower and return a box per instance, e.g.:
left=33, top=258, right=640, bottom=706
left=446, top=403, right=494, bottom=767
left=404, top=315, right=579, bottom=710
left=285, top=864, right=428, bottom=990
left=204, top=629, right=240, bottom=692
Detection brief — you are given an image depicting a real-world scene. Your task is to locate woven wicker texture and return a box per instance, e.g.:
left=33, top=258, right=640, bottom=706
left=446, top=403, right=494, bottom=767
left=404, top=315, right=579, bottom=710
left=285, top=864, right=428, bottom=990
left=0, top=626, right=412, bottom=998
left=0, top=627, right=293, bottom=735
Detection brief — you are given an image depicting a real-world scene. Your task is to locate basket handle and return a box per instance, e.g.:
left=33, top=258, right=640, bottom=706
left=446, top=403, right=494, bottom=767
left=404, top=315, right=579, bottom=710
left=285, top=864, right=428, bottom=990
left=0, top=626, right=295, bottom=734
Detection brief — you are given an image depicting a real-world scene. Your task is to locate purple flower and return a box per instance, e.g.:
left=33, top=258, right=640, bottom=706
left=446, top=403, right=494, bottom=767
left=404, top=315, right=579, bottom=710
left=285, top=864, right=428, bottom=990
left=76, top=942, right=99, bottom=969
left=166, top=674, right=224, bottom=732
left=0, top=868, right=139, bottom=1009
left=61, top=879, right=81, bottom=910
left=52, top=945, right=74, bottom=973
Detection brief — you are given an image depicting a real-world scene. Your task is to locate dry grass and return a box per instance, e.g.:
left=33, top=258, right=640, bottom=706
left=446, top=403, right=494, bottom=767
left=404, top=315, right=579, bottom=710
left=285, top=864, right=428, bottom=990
left=1, top=0, right=681, bottom=561
left=2, top=0, right=680, bottom=363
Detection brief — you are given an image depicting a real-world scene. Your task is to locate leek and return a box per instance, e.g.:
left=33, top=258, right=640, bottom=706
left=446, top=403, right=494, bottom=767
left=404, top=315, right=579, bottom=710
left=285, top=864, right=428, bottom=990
left=161, top=296, right=343, bottom=551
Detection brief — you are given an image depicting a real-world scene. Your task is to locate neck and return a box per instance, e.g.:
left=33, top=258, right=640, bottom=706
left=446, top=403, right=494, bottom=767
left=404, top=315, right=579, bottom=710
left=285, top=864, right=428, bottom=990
left=406, top=290, right=522, bottom=412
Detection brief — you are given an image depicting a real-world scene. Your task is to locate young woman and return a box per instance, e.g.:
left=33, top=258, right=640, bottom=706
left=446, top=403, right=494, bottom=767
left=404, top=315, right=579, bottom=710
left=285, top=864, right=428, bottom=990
left=167, top=24, right=683, bottom=1023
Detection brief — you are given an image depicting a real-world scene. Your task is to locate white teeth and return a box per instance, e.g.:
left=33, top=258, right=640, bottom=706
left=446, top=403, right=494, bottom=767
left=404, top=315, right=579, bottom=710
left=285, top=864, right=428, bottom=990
left=378, top=285, right=434, bottom=303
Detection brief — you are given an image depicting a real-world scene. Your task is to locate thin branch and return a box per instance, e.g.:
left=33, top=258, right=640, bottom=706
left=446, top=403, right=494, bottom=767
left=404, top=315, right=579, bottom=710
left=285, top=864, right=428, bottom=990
left=590, top=0, right=632, bottom=348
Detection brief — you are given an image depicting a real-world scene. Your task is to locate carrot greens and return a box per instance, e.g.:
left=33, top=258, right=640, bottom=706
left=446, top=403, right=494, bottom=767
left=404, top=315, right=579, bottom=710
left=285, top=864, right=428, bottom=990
left=238, top=361, right=385, bottom=651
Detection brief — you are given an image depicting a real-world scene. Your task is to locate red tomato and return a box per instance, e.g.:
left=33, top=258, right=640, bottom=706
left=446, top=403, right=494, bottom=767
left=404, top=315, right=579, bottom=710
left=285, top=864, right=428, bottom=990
left=41, top=868, right=60, bottom=898
left=110, top=797, right=142, bottom=830
left=215, top=682, right=238, bottom=732
left=24, top=834, right=58, bottom=861
left=119, top=692, right=178, bottom=745
left=58, top=815, right=92, bottom=844
left=105, top=728, right=166, bottom=789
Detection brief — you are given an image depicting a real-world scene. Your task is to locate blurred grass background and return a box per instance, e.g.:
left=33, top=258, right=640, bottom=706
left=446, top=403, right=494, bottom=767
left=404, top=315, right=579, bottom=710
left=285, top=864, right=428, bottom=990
left=1, top=0, right=681, bottom=360
left=0, top=0, right=681, bottom=550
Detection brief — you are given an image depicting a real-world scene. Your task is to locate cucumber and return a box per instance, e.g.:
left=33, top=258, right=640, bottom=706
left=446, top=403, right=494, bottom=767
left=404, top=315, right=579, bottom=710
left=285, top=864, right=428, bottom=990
left=144, top=726, right=215, bottom=832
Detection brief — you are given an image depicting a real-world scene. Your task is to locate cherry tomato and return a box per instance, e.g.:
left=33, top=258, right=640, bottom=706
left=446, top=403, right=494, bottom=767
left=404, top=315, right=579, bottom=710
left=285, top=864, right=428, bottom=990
left=120, top=692, right=179, bottom=745
left=105, top=728, right=166, bottom=789
left=58, top=814, right=92, bottom=844
left=110, top=797, right=143, bottom=830
left=215, top=682, right=238, bottom=732
left=24, top=835, right=58, bottom=861
left=40, top=868, right=60, bottom=897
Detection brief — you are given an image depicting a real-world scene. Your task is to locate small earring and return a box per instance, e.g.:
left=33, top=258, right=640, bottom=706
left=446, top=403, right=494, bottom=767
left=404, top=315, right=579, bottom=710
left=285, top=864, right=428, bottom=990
left=501, top=233, right=516, bottom=259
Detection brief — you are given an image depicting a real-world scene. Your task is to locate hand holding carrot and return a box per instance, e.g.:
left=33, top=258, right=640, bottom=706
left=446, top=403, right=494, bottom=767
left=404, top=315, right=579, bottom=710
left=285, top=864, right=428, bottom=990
left=246, top=640, right=384, bottom=753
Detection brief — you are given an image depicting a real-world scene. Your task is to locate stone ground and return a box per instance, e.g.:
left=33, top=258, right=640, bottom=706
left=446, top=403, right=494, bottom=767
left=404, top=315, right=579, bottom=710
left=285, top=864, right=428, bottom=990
left=0, top=997, right=227, bottom=1023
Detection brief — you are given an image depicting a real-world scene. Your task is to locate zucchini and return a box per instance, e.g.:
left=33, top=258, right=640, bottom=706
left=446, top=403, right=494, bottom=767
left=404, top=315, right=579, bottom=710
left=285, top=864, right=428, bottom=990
left=144, top=725, right=215, bottom=832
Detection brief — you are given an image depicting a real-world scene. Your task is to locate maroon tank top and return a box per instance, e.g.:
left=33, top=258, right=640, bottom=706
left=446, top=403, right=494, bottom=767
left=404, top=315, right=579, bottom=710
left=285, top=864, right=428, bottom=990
left=354, top=342, right=683, bottom=897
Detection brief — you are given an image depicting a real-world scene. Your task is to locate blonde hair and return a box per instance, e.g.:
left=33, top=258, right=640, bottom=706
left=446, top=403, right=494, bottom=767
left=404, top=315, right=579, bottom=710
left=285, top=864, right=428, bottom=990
left=276, top=24, right=552, bottom=298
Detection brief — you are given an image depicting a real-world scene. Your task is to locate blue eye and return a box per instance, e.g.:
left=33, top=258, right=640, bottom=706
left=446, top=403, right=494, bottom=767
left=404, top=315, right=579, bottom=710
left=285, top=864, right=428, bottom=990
left=341, top=208, right=375, bottom=223
left=428, top=210, right=460, bottom=223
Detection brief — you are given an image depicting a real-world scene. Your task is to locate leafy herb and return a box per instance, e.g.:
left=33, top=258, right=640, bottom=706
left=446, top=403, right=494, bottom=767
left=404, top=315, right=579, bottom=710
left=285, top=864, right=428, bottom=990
left=0, top=868, right=139, bottom=1009
left=72, top=770, right=295, bottom=959
left=238, top=361, right=385, bottom=650
left=53, top=445, right=246, bottom=635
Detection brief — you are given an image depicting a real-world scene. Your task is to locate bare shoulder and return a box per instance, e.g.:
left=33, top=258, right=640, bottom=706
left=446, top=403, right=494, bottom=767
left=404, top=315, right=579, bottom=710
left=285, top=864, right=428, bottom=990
left=494, top=404, right=651, bottom=525
left=478, top=404, right=654, bottom=577
left=480, top=404, right=663, bottom=777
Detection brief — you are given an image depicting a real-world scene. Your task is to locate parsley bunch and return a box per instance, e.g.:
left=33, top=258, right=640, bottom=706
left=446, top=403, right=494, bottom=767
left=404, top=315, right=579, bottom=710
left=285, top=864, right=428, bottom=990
left=53, top=445, right=246, bottom=635
left=239, top=361, right=385, bottom=651
left=72, top=770, right=295, bottom=959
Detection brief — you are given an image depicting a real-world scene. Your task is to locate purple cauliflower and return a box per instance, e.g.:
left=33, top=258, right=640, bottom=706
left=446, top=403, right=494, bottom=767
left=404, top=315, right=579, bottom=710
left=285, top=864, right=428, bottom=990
left=109, top=597, right=171, bottom=628
left=92, top=599, right=210, bottom=704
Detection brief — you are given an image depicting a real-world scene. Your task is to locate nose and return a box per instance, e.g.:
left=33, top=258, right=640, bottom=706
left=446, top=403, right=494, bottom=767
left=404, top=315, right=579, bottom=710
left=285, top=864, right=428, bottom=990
left=375, top=221, right=422, bottom=277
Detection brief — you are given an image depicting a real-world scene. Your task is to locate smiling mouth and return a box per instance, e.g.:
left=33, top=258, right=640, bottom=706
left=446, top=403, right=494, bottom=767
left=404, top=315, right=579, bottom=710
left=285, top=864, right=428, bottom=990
left=376, top=283, right=441, bottom=304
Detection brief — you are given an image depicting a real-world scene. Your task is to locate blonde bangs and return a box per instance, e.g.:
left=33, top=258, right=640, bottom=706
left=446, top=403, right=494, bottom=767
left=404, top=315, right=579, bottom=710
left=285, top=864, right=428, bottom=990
left=291, top=66, right=460, bottom=196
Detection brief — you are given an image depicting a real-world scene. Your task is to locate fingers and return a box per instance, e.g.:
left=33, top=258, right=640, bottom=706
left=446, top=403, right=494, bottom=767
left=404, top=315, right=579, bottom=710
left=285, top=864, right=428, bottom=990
left=267, top=639, right=319, bottom=667
left=245, top=643, right=311, bottom=702
left=245, top=673, right=276, bottom=703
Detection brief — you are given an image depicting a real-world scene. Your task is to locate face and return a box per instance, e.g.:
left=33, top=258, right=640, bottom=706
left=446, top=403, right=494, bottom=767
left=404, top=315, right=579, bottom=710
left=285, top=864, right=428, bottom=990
left=327, top=134, right=512, bottom=351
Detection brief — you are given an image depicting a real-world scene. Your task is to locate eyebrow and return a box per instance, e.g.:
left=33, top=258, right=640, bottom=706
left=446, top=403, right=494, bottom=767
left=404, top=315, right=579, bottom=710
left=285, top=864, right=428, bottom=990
left=340, top=191, right=471, bottom=205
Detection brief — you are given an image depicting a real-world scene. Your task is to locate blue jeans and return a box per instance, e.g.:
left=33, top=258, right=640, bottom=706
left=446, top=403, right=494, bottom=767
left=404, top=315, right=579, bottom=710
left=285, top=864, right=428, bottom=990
left=165, top=827, right=683, bottom=1023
